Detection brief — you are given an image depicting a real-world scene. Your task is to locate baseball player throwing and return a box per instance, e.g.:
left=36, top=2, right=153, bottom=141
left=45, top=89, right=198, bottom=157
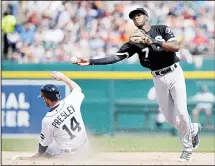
left=72, top=8, right=202, bottom=162
left=12, top=71, right=88, bottom=160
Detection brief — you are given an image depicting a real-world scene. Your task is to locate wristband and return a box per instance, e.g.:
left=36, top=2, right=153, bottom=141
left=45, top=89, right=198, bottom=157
left=151, top=38, right=163, bottom=47
left=146, top=35, right=163, bottom=47
left=155, top=40, right=163, bottom=47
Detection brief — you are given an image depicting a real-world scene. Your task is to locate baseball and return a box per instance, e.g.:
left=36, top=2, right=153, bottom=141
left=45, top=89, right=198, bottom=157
left=70, top=56, right=78, bottom=63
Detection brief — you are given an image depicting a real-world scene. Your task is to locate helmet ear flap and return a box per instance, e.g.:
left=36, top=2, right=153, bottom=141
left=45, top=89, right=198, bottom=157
left=39, top=91, right=45, bottom=98
left=56, top=93, right=61, bottom=100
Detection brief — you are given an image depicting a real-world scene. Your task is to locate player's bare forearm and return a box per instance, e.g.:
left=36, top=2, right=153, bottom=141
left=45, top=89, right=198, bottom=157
left=146, top=35, right=179, bottom=52
left=160, top=41, right=179, bottom=52
left=89, top=54, right=127, bottom=65
left=62, top=76, right=82, bottom=92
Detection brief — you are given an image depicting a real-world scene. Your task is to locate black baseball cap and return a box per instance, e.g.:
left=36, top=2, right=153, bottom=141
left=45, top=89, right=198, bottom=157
left=129, top=8, right=148, bottom=19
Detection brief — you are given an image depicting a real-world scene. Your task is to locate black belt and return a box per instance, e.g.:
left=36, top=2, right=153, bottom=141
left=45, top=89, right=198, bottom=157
left=152, top=64, right=177, bottom=76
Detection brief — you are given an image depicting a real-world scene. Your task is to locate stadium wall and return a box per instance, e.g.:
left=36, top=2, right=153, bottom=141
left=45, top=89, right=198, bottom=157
left=2, top=60, right=215, bottom=135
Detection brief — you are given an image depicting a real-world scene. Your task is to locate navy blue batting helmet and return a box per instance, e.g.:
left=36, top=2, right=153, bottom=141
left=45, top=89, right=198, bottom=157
left=38, top=84, right=60, bottom=101
left=129, top=8, right=148, bottom=19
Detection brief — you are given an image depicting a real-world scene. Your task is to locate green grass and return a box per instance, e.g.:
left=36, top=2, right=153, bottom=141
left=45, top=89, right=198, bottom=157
left=2, top=138, right=39, bottom=152
left=2, top=135, right=215, bottom=152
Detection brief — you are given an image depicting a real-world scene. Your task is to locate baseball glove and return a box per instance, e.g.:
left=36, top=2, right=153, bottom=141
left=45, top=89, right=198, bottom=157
left=129, top=29, right=150, bottom=44
left=130, top=29, right=149, bottom=43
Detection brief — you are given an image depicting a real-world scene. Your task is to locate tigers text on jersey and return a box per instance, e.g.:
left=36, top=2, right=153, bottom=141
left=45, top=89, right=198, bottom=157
left=39, top=89, right=87, bottom=151
left=116, top=25, right=180, bottom=71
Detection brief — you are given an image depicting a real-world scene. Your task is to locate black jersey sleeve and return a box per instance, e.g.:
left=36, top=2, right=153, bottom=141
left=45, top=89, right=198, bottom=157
left=161, top=25, right=177, bottom=42
left=89, top=42, right=138, bottom=65
left=89, top=55, right=126, bottom=65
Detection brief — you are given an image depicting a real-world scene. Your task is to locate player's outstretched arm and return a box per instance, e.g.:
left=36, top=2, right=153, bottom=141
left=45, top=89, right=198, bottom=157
left=72, top=54, right=128, bottom=66
left=51, top=71, right=82, bottom=91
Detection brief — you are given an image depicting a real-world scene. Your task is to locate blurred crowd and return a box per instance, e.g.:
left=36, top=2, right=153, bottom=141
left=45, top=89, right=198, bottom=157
left=2, top=1, right=215, bottom=64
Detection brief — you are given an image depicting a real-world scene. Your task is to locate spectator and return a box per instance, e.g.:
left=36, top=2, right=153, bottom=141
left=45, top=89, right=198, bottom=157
left=29, top=40, right=45, bottom=63
left=176, top=41, right=193, bottom=64
left=2, top=11, right=17, bottom=59
left=1, top=1, right=214, bottom=63
left=54, top=44, right=70, bottom=62
left=7, top=1, right=19, bottom=17
left=18, top=22, right=36, bottom=45
left=190, top=85, right=215, bottom=128
left=190, top=28, right=208, bottom=55
left=27, top=11, right=40, bottom=26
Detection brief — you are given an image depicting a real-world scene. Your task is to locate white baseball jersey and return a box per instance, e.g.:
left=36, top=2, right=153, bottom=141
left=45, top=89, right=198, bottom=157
left=39, top=88, right=87, bottom=155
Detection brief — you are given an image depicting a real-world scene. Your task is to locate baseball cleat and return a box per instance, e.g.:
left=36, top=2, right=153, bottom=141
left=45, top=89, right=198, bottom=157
left=178, top=151, right=192, bottom=162
left=192, top=123, right=202, bottom=150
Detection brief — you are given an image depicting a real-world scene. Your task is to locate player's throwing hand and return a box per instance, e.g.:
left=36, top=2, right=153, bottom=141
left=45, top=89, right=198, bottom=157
left=73, top=57, right=90, bottom=66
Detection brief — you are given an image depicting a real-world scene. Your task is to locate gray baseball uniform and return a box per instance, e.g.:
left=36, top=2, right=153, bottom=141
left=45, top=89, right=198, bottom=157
left=89, top=25, right=199, bottom=152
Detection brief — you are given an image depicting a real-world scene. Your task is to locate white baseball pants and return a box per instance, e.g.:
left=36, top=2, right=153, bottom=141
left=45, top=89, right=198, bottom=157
left=153, top=63, right=199, bottom=152
left=44, top=139, right=89, bottom=158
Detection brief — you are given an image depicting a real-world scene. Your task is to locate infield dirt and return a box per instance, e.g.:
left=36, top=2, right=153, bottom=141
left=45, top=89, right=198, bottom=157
left=2, top=151, right=215, bottom=165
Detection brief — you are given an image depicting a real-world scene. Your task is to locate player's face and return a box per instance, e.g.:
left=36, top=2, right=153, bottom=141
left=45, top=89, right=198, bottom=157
left=43, top=97, right=51, bottom=107
left=132, top=13, right=147, bottom=28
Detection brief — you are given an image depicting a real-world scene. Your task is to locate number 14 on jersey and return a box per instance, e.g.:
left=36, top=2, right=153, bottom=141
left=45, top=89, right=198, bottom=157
left=62, top=116, right=82, bottom=140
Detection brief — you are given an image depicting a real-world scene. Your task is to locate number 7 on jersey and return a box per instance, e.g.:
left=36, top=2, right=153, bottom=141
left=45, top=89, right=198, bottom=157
left=142, top=47, right=149, bottom=58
